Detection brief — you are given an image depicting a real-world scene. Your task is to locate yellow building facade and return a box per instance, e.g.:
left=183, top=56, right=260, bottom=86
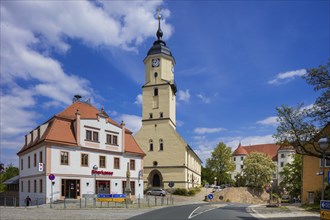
left=134, top=14, right=202, bottom=190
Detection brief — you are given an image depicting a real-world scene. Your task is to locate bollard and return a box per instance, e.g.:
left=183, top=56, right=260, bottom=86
left=64, top=198, right=66, bottom=209
left=125, top=199, right=128, bottom=209
left=107, top=201, right=109, bottom=208
left=154, top=196, right=157, bottom=206
left=80, top=198, right=82, bottom=209
left=85, top=197, right=87, bottom=208
left=138, top=195, right=140, bottom=208
left=50, top=198, right=52, bottom=208
left=101, top=201, right=103, bottom=208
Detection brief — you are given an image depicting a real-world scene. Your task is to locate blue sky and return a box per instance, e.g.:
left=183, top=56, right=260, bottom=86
left=1, top=0, right=329, bottom=166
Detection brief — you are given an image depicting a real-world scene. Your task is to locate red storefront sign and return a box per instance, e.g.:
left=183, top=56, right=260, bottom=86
left=91, top=170, right=113, bottom=175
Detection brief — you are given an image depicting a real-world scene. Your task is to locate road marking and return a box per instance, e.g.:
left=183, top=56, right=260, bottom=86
left=188, top=205, right=218, bottom=219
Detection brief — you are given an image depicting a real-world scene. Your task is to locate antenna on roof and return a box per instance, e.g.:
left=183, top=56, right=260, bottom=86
left=73, top=94, right=82, bottom=103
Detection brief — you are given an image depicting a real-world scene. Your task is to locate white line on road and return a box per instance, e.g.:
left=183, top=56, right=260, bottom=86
left=188, top=206, right=217, bottom=219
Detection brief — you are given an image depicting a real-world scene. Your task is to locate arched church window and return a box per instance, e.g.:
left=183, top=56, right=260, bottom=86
left=154, top=88, right=158, bottom=96
left=149, top=139, right=153, bottom=151
left=159, top=139, right=163, bottom=151
left=154, top=72, right=158, bottom=78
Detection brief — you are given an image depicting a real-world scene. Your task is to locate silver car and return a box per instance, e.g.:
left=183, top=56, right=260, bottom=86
left=146, top=188, right=166, bottom=196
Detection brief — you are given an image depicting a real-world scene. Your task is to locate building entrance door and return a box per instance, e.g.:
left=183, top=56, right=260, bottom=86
left=61, top=179, right=80, bottom=199
left=153, top=173, right=160, bottom=187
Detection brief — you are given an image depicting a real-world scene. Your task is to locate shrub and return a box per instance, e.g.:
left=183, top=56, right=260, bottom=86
left=173, top=188, right=188, bottom=196
left=188, top=189, right=196, bottom=196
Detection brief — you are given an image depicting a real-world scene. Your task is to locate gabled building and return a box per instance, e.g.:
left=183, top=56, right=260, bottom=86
left=134, top=13, right=202, bottom=189
left=231, top=143, right=295, bottom=184
left=17, top=99, right=145, bottom=206
left=301, top=123, right=330, bottom=204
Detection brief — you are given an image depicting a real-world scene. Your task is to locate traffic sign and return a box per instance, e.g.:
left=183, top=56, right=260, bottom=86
left=320, top=210, right=330, bottom=220
left=49, top=174, right=55, bottom=181
left=208, top=194, right=214, bottom=200
left=168, top=181, right=175, bottom=188
left=321, top=200, right=330, bottom=211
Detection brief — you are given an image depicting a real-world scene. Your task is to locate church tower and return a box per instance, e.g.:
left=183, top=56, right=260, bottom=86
left=135, top=10, right=202, bottom=190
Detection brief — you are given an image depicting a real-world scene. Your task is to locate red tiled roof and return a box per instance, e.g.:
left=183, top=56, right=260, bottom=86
left=233, top=143, right=280, bottom=161
left=18, top=101, right=144, bottom=157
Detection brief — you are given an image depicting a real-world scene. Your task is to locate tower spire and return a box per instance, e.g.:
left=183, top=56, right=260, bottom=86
left=156, top=7, right=163, bottom=40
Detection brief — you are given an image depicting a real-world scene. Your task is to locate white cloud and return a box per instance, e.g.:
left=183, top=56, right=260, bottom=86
left=194, top=127, right=225, bottom=134
left=197, top=94, right=210, bottom=104
left=256, top=116, right=279, bottom=126
left=268, top=69, right=306, bottom=85
left=116, top=114, right=142, bottom=134
left=176, top=120, right=184, bottom=127
left=0, top=0, right=171, bottom=158
left=134, top=94, right=143, bottom=105
left=177, top=89, right=190, bottom=102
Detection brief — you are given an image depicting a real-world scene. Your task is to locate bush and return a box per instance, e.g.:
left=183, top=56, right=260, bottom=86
left=173, top=188, right=188, bottom=196
left=188, top=189, right=196, bottom=196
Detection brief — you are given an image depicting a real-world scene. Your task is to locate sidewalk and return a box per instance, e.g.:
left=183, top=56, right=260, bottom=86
left=248, top=203, right=320, bottom=219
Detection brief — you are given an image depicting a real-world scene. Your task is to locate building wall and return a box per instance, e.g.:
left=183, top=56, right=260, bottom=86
left=277, top=149, right=295, bottom=183
left=301, top=155, right=329, bottom=204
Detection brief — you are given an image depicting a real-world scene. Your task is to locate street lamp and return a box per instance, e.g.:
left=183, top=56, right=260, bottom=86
left=214, top=177, right=217, bottom=186
left=318, top=137, right=330, bottom=200
left=93, top=165, right=98, bottom=195
left=270, top=180, right=274, bottom=203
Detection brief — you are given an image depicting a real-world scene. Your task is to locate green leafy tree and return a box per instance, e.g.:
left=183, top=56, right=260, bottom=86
left=201, top=166, right=213, bottom=186
left=242, top=152, right=276, bottom=190
left=275, top=60, right=330, bottom=158
left=205, top=142, right=235, bottom=185
left=279, top=154, right=302, bottom=197
left=0, top=164, right=19, bottom=192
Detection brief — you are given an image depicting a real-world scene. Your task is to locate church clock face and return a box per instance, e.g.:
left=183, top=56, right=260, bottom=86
left=152, top=58, right=160, bottom=67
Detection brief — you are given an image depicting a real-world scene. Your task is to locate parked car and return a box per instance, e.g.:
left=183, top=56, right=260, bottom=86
left=146, top=188, right=166, bottom=196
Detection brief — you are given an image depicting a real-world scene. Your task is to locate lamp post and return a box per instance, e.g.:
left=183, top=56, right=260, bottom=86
left=93, top=165, right=98, bottom=195
left=214, top=177, right=217, bottom=186
left=270, top=180, right=274, bottom=203
left=318, top=137, right=330, bottom=200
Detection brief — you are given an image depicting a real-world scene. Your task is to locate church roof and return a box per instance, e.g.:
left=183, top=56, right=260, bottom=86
left=17, top=101, right=145, bottom=156
left=147, top=10, right=173, bottom=58
left=232, top=143, right=281, bottom=161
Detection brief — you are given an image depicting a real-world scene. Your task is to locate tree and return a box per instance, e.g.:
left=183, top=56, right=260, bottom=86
left=205, top=142, right=235, bottom=185
left=0, top=164, right=19, bottom=192
left=275, top=60, right=330, bottom=158
left=278, top=154, right=302, bottom=198
left=242, top=152, right=276, bottom=190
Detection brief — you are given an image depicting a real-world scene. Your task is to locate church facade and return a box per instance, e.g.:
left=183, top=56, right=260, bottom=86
left=134, top=14, right=202, bottom=190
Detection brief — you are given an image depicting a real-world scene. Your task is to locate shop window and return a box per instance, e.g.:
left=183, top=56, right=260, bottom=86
left=61, top=151, right=69, bottom=165
left=130, top=159, right=135, bottom=170
left=81, top=154, right=88, bottom=167
left=99, top=156, right=106, bottom=168
left=114, top=157, right=120, bottom=169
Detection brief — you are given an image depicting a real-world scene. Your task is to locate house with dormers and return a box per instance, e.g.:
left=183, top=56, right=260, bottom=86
left=17, top=98, right=145, bottom=206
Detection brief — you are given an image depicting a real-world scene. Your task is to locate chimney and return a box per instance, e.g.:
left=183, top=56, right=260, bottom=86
left=121, top=121, right=126, bottom=153
left=75, top=109, right=81, bottom=146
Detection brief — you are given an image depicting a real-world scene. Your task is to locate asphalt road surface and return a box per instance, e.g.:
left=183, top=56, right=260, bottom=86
left=129, top=203, right=257, bottom=220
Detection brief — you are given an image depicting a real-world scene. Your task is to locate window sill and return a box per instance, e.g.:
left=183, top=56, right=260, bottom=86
left=85, top=140, right=100, bottom=143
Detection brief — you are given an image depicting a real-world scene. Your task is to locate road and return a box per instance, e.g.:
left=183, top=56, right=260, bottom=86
left=129, top=202, right=320, bottom=220
left=129, top=203, right=256, bottom=220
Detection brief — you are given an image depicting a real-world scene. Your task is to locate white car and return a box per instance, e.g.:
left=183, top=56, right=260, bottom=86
left=146, top=188, right=166, bottom=196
